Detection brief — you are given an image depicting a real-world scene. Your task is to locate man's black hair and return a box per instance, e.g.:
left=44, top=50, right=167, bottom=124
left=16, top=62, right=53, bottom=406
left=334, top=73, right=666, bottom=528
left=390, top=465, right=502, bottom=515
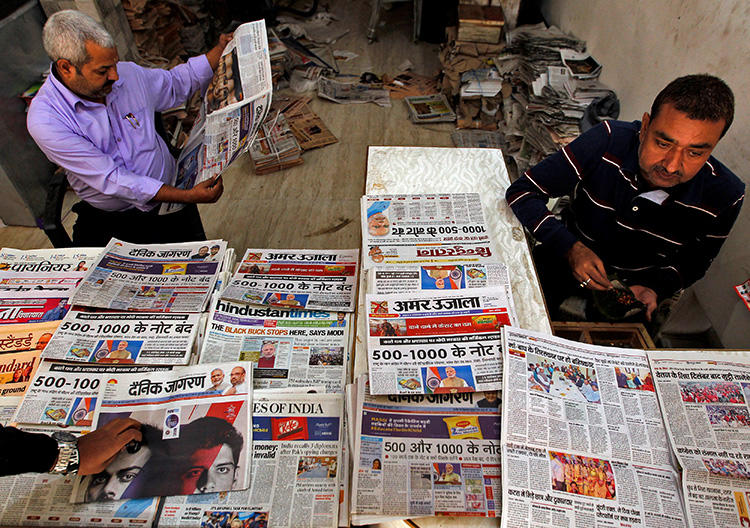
left=178, top=416, right=244, bottom=464
left=650, top=74, right=734, bottom=137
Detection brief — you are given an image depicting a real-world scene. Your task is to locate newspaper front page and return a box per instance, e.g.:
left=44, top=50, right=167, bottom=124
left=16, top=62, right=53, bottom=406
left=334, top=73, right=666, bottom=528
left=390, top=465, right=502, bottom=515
left=200, top=298, right=350, bottom=392
left=71, top=239, right=226, bottom=312
left=221, top=248, right=359, bottom=312
left=0, top=426, right=159, bottom=527
left=41, top=309, right=200, bottom=365
left=161, top=20, right=272, bottom=215
left=648, top=350, right=750, bottom=528
left=351, top=375, right=501, bottom=520
left=361, top=193, right=495, bottom=268
left=501, top=327, right=686, bottom=528
left=157, top=391, right=343, bottom=528
left=0, top=320, right=58, bottom=353
left=366, top=287, right=515, bottom=395
left=70, top=361, right=253, bottom=502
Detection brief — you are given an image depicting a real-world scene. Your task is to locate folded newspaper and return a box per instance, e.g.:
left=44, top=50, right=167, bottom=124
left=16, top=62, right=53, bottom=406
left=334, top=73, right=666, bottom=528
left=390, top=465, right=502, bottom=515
left=221, top=248, right=359, bottom=312
left=71, top=239, right=226, bottom=313
left=70, top=361, right=253, bottom=502
left=361, top=193, right=495, bottom=268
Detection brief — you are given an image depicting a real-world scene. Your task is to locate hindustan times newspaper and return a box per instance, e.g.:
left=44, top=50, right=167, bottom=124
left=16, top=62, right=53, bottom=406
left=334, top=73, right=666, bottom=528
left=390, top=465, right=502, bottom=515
left=71, top=361, right=253, bottom=502
left=42, top=309, right=201, bottom=365
left=157, top=391, right=343, bottom=528
left=200, top=298, right=351, bottom=392
left=351, top=375, right=501, bottom=520
left=71, top=239, right=226, bottom=312
left=221, top=248, right=359, bottom=312
left=366, top=287, right=515, bottom=395
left=361, top=193, right=494, bottom=268
left=501, top=327, right=686, bottom=528
left=648, top=350, right=750, bottom=528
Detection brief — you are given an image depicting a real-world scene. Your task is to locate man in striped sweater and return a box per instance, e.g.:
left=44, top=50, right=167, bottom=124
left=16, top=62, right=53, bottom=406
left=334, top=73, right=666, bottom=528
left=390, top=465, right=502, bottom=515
left=506, top=75, right=744, bottom=321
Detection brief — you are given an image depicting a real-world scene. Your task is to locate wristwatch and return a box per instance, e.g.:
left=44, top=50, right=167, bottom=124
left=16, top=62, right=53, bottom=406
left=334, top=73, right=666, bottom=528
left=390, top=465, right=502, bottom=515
left=50, top=431, right=80, bottom=475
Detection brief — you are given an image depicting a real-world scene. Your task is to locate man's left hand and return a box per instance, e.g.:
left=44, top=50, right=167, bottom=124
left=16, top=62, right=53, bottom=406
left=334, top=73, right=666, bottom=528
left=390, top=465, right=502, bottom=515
left=630, top=285, right=658, bottom=321
left=206, top=33, right=234, bottom=71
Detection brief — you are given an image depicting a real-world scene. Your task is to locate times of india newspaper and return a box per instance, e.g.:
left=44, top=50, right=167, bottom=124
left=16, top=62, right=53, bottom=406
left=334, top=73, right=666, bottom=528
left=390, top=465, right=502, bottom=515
left=221, top=248, right=359, bottom=312
left=71, top=239, right=226, bottom=313
left=157, top=391, right=343, bottom=528
left=501, top=327, right=686, bottom=528
left=361, top=193, right=495, bottom=268
left=200, top=298, right=351, bottom=393
left=366, top=287, right=515, bottom=395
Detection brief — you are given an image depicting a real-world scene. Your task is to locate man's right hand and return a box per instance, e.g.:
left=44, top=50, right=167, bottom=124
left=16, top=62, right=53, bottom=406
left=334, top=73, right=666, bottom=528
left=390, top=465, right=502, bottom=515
left=76, top=418, right=142, bottom=475
left=189, top=176, right=224, bottom=203
left=565, top=241, right=612, bottom=290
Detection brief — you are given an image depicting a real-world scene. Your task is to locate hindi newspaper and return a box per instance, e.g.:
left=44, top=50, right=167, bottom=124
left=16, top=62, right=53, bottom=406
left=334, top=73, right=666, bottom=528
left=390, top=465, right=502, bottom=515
left=367, top=262, right=511, bottom=295
left=0, top=425, right=159, bottom=527
left=161, top=20, right=272, bottom=215
left=221, top=248, right=359, bottom=312
left=350, top=375, right=501, bottom=520
left=200, top=298, right=351, bottom=392
left=648, top=350, right=750, bottom=528
left=501, top=327, right=687, bottom=528
left=0, top=321, right=58, bottom=353
left=361, top=193, right=495, bottom=268
left=71, top=239, right=226, bottom=312
left=41, top=309, right=201, bottom=365
left=156, top=391, right=344, bottom=528
left=70, top=361, right=253, bottom=502
left=366, top=287, right=515, bottom=395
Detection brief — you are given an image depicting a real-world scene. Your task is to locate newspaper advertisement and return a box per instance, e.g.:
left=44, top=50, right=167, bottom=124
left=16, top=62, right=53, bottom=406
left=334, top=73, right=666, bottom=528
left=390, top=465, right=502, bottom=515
left=221, top=248, right=359, bottom=312
left=0, top=426, right=159, bottom=527
left=351, top=375, right=501, bottom=519
left=501, top=327, right=686, bottom=528
left=68, top=361, right=253, bottom=503
left=367, top=262, right=510, bottom=295
left=361, top=193, right=495, bottom=268
left=200, top=298, right=350, bottom=392
left=157, top=391, right=343, bottom=528
left=0, top=320, right=58, bottom=352
left=13, top=362, right=172, bottom=428
left=41, top=309, right=200, bottom=365
left=366, top=287, right=515, bottom=395
left=648, top=350, right=750, bottom=527
left=71, top=239, right=226, bottom=313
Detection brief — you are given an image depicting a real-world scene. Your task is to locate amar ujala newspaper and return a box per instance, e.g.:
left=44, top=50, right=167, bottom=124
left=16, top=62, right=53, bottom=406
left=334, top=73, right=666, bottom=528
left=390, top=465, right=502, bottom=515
left=366, top=287, right=515, bottom=395
left=70, top=361, right=253, bottom=502
left=71, top=238, right=226, bottom=313
left=221, top=248, right=359, bottom=312
left=361, top=193, right=495, bottom=268
left=200, top=298, right=351, bottom=392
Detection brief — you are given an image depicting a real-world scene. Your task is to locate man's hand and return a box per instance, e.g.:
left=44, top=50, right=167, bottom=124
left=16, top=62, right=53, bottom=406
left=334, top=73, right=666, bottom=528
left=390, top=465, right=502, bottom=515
left=76, top=418, right=142, bottom=475
left=154, top=176, right=224, bottom=205
left=630, top=285, right=658, bottom=321
left=206, top=33, right=234, bottom=71
left=565, top=241, right=612, bottom=290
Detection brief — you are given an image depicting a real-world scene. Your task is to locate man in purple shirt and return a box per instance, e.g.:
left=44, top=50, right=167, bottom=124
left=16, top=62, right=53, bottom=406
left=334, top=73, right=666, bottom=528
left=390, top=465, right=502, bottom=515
left=27, top=10, right=231, bottom=246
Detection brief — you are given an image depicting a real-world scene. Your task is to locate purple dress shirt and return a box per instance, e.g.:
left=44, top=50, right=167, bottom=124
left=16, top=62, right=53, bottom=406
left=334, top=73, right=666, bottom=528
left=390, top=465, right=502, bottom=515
left=27, top=56, right=213, bottom=212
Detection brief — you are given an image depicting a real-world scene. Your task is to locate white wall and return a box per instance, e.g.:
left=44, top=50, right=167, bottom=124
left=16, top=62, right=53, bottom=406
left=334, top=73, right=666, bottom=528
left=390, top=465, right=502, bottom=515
left=542, top=0, right=750, bottom=347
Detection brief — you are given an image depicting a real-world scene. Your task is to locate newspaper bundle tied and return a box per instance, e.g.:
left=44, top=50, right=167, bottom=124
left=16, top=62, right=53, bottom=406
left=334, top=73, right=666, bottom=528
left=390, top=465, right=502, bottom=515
left=221, top=248, right=359, bottom=312
left=361, top=193, right=495, bottom=268
left=71, top=238, right=226, bottom=313
left=366, top=287, right=515, bottom=395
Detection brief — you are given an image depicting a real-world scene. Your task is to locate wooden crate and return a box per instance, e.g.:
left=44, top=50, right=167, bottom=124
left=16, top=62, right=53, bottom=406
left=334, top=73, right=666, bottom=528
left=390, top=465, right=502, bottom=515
left=552, top=322, right=656, bottom=349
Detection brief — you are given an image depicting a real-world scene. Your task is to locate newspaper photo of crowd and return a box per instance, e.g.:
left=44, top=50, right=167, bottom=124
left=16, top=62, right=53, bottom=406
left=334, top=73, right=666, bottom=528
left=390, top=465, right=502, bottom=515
left=296, top=456, right=338, bottom=479
left=549, top=451, right=616, bottom=500
left=201, top=511, right=268, bottom=528
left=614, top=367, right=654, bottom=391
left=309, top=346, right=344, bottom=366
left=679, top=381, right=746, bottom=404
left=368, top=318, right=406, bottom=337
left=706, top=405, right=750, bottom=427
left=702, top=458, right=750, bottom=479
left=527, top=353, right=601, bottom=403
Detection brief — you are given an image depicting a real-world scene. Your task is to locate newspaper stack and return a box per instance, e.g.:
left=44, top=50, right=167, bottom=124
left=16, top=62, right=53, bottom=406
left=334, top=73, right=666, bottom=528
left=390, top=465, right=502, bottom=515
left=404, top=94, right=456, bottom=124
left=317, top=76, right=391, bottom=107
left=249, top=113, right=304, bottom=174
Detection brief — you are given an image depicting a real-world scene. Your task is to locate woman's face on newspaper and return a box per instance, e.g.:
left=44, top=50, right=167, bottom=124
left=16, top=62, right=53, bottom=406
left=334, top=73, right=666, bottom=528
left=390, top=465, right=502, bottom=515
left=182, top=443, right=237, bottom=494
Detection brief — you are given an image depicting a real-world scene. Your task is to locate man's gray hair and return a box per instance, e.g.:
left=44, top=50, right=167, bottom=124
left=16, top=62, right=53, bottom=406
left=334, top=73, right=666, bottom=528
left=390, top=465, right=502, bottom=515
left=42, top=10, right=114, bottom=67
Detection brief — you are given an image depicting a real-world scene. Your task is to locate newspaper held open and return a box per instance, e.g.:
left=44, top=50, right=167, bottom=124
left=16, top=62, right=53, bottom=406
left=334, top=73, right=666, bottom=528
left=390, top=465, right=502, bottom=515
left=200, top=298, right=350, bottom=392
left=157, top=391, right=343, bottom=528
left=221, top=248, right=359, bottom=312
left=42, top=309, right=200, bottom=365
left=71, top=238, right=226, bottom=313
left=361, top=193, right=495, bottom=268
left=366, top=287, right=514, bottom=395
